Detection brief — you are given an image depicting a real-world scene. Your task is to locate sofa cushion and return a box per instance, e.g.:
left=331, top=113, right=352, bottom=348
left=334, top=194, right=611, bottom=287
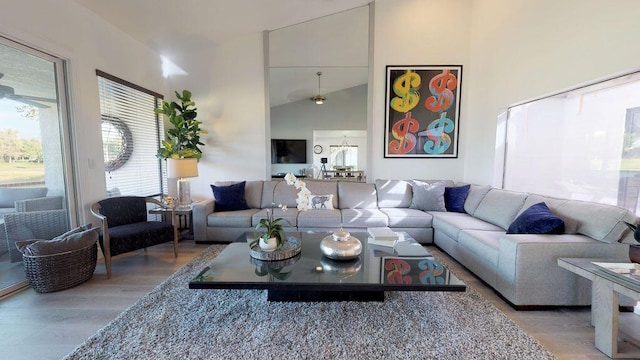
left=555, top=199, right=636, bottom=243
left=341, top=208, right=388, bottom=227
left=338, top=182, right=377, bottom=209
left=431, top=212, right=504, bottom=241
left=458, top=229, right=502, bottom=267
left=208, top=209, right=259, bottom=228
left=414, top=179, right=456, bottom=187
left=463, top=185, right=491, bottom=215
left=375, top=180, right=412, bottom=208
left=0, top=208, right=15, bottom=215
left=0, top=187, right=48, bottom=208
left=517, top=194, right=572, bottom=232
left=262, top=181, right=299, bottom=208
left=297, top=209, right=342, bottom=228
left=410, top=181, right=446, bottom=212
left=444, top=184, right=470, bottom=213
left=473, top=189, right=528, bottom=230
left=307, top=194, right=334, bottom=210
left=507, top=202, right=565, bottom=235
left=252, top=207, right=298, bottom=227
left=379, top=208, right=433, bottom=227
left=211, top=182, right=250, bottom=212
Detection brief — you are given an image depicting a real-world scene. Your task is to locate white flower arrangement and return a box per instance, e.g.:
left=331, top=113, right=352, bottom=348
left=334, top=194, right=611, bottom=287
left=284, top=173, right=311, bottom=211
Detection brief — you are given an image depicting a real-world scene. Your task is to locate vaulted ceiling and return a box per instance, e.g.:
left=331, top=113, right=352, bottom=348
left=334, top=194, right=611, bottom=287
left=73, top=0, right=372, bottom=59
left=73, top=0, right=373, bottom=106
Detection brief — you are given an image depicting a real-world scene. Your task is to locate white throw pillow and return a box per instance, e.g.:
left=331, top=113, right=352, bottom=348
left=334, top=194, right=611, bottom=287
left=307, top=194, right=334, bottom=210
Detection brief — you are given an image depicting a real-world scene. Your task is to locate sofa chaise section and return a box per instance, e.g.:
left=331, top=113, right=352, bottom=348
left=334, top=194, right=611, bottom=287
left=432, top=187, right=633, bottom=307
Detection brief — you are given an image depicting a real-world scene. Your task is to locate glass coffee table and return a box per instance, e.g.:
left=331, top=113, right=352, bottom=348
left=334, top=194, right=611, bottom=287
left=189, top=232, right=465, bottom=301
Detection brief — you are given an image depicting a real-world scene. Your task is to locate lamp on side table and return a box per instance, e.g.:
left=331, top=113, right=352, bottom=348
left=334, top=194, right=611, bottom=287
left=167, top=158, right=198, bottom=210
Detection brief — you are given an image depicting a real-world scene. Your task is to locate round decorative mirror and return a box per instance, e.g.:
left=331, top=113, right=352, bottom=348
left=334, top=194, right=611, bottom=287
left=101, top=115, right=133, bottom=172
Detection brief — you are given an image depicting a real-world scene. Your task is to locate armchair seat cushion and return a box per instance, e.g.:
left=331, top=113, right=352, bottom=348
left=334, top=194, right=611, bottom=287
left=100, top=221, right=174, bottom=257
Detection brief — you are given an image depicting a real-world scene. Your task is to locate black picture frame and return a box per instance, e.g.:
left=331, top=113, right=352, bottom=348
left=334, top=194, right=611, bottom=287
left=384, top=65, right=462, bottom=158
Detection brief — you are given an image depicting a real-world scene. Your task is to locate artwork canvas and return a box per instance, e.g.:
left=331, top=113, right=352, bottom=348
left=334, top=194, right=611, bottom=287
left=384, top=65, right=462, bottom=158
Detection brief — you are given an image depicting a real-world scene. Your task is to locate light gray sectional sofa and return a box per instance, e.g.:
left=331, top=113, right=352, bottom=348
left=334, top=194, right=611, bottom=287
left=192, top=179, right=634, bottom=307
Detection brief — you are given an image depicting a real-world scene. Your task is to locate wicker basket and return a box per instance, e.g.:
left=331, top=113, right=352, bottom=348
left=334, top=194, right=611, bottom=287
left=22, top=242, right=98, bottom=293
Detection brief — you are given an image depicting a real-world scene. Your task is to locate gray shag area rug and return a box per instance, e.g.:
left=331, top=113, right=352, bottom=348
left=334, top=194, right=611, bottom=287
left=64, top=245, right=556, bottom=360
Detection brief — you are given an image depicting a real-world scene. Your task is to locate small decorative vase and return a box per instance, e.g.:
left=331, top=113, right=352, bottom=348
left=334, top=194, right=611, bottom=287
left=320, top=228, right=362, bottom=260
left=259, top=236, right=278, bottom=252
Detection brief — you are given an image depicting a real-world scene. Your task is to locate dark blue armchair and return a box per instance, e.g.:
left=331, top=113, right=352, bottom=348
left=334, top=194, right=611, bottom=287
left=90, top=196, right=178, bottom=278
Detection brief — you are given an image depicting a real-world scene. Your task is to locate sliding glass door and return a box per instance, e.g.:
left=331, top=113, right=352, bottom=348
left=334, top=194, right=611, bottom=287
left=0, top=36, right=74, bottom=297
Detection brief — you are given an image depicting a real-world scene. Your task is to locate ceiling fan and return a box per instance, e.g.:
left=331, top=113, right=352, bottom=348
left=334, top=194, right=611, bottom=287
left=0, top=72, right=56, bottom=108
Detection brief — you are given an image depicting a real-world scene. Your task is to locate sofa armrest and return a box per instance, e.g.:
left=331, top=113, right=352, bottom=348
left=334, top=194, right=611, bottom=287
left=15, top=196, right=63, bottom=212
left=192, top=199, right=215, bottom=241
left=496, top=234, right=629, bottom=305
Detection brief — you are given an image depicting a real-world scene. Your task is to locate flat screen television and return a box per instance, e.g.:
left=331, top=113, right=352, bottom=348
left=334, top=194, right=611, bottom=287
left=271, top=139, right=307, bottom=164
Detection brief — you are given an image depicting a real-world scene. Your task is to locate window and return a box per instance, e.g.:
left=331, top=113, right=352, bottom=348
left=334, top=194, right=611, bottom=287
left=96, top=71, right=164, bottom=197
left=0, top=36, right=74, bottom=295
left=502, top=70, right=640, bottom=215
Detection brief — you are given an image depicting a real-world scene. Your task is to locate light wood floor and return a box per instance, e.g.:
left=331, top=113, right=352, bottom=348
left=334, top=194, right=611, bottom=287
left=0, top=240, right=634, bottom=360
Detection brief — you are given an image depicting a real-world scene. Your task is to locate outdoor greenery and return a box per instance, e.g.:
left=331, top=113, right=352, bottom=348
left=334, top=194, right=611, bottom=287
left=0, top=128, right=44, bottom=163
left=0, top=161, right=44, bottom=185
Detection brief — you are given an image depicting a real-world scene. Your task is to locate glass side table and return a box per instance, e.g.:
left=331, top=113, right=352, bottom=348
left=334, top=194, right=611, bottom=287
left=558, top=258, right=640, bottom=358
left=149, top=206, right=193, bottom=240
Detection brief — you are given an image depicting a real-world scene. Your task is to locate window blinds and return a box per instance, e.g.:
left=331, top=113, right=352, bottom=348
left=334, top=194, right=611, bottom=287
left=96, top=71, right=165, bottom=197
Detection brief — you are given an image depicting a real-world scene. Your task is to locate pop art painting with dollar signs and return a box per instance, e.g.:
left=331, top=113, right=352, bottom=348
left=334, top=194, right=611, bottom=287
left=384, top=65, right=462, bottom=158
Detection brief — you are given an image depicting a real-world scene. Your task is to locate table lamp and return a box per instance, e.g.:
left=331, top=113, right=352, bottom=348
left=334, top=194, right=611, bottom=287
left=167, top=158, right=198, bottom=210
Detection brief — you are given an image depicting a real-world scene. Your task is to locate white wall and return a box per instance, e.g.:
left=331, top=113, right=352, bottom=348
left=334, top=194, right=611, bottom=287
left=6, top=0, right=640, bottom=213
left=466, top=0, right=640, bottom=185
left=370, top=0, right=472, bottom=181
left=167, top=32, right=268, bottom=200
left=0, top=0, right=168, bottom=224
left=370, top=0, right=640, bottom=185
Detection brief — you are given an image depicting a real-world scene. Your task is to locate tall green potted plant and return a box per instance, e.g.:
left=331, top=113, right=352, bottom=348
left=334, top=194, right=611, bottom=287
left=156, top=90, right=207, bottom=209
left=155, top=89, right=207, bottom=160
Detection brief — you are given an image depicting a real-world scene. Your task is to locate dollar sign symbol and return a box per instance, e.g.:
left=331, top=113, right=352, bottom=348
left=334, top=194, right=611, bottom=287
left=423, top=112, right=454, bottom=154
left=388, top=112, right=419, bottom=154
left=418, top=259, right=444, bottom=284
left=425, top=70, right=457, bottom=112
left=390, top=70, right=421, bottom=113
left=385, top=259, right=412, bottom=284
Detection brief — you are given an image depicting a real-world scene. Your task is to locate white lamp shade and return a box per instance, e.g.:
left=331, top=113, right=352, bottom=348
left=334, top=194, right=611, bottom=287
left=167, top=158, right=199, bottom=178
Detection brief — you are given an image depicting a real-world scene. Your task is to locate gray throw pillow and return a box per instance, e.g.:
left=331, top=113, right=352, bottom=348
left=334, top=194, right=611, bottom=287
left=410, top=180, right=446, bottom=212
left=19, top=227, right=99, bottom=256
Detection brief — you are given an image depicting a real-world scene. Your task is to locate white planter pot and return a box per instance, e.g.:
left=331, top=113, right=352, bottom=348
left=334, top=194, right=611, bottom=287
left=259, top=236, right=278, bottom=252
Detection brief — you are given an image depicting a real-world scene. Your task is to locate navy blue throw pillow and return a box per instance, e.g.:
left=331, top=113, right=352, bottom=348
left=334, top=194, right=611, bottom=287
left=444, top=184, right=470, bottom=213
left=210, top=181, right=250, bottom=212
left=507, top=202, right=565, bottom=235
